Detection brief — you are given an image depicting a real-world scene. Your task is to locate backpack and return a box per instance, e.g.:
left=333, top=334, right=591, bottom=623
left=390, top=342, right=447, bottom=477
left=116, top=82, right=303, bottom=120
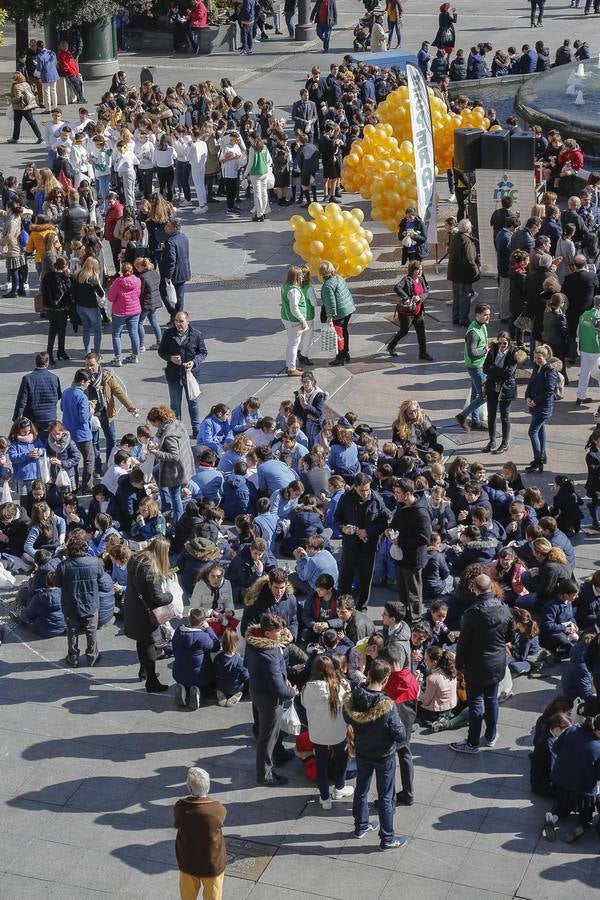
left=554, top=371, right=565, bottom=401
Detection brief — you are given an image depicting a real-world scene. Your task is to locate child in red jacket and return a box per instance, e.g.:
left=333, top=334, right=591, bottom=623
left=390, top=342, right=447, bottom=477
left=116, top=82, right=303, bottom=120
left=381, top=643, right=420, bottom=806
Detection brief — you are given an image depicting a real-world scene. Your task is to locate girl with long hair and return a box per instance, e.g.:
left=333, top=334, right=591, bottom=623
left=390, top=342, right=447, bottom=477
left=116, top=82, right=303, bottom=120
left=301, top=654, right=352, bottom=810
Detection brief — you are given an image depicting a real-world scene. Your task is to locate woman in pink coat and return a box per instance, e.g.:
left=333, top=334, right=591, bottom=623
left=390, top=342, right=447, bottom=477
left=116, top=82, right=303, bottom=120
left=108, top=261, right=142, bottom=366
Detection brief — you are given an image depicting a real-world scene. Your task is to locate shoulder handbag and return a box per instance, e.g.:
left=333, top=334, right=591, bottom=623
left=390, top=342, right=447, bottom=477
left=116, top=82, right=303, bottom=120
left=393, top=280, right=418, bottom=315
left=138, top=574, right=176, bottom=627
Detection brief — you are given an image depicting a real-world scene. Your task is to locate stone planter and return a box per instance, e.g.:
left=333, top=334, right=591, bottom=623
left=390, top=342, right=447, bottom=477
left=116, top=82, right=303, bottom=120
left=125, top=17, right=236, bottom=55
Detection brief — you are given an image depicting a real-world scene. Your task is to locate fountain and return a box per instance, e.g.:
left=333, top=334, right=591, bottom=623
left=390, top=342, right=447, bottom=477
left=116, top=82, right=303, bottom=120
left=516, top=60, right=600, bottom=160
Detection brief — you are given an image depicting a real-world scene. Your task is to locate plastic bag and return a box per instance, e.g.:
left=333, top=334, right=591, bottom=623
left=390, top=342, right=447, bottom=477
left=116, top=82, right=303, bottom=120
left=141, top=452, right=155, bottom=479
left=5, top=105, right=13, bottom=121
left=320, top=322, right=338, bottom=353
left=1, top=481, right=12, bottom=503
left=333, top=324, right=344, bottom=351
left=281, top=701, right=302, bottom=735
left=39, top=453, right=51, bottom=484
left=266, top=170, right=275, bottom=190
left=163, top=574, right=184, bottom=617
left=165, top=280, right=177, bottom=310
left=0, top=561, right=16, bottom=590
left=185, top=368, right=202, bottom=401
left=55, top=468, right=71, bottom=488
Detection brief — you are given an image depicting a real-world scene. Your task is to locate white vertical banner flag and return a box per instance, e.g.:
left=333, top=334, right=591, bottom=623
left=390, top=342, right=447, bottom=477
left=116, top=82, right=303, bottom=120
left=406, top=63, right=437, bottom=245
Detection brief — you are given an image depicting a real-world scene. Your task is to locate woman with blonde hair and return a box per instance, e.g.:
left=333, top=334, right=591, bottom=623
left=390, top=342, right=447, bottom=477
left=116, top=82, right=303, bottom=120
left=71, top=257, right=104, bottom=354
left=8, top=72, right=42, bottom=144
left=123, top=536, right=174, bottom=692
left=392, top=400, right=443, bottom=455
left=280, top=265, right=311, bottom=377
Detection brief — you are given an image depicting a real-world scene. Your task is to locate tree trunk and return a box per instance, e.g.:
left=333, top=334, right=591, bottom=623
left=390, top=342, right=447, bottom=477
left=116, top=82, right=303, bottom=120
left=15, top=17, right=28, bottom=61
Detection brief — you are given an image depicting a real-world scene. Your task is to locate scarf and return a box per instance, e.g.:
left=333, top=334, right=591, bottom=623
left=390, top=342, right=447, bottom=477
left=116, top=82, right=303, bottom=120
left=210, top=585, right=221, bottom=610
left=47, top=430, right=71, bottom=455
left=88, top=369, right=105, bottom=411
left=173, top=328, right=189, bottom=346
left=17, top=433, right=34, bottom=444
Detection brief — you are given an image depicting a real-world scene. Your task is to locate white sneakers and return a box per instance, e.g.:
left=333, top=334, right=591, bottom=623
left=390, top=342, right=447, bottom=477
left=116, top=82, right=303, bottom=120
left=319, top=785, right=354, bottom=809
left=332, top=785, right=354, bottom=800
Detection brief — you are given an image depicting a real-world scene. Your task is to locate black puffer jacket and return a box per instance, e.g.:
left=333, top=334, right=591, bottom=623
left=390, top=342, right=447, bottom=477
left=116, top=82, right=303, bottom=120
left=455, top=591, right=514, bottom=685
left=391, top=495, right=432, bottom=569
left=245, top=624, right=295, bottom=701
left=343, top=684, right=405, bottom=762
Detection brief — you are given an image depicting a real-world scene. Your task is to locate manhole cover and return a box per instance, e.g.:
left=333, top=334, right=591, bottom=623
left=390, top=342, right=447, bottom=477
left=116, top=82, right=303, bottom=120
left=226, top=838, right=279, bottom=881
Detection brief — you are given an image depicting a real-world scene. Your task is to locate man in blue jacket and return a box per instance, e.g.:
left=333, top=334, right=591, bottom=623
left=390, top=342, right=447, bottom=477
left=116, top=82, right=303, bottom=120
left=245, top=612, right=296, bottom=786
left=343, top=658, right=407, bottom=849
left=519, top=43, right=538, bottom=74
left=54, top=535, right=106, bottom=667
left=159, top=219, right=191, bottom=316
left=60, top=369, right=93, bottom=494
left=13, top=352, right=62, bottom=443
left=335, top=473, right=389, bottom=611
left=158, top=311, right=207, bottom=435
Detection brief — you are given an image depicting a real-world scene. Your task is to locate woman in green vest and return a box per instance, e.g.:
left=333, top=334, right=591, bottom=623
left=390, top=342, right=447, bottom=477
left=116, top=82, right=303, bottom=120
left=281, top=265, right=311, bottom=376
left=247, top=132, right=272, bottom=223
left=319, top=260, right=356, bottom=367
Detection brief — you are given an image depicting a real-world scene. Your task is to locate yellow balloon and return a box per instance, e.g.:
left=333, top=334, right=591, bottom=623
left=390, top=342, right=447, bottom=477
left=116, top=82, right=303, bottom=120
left=289, top=215, right=304, bottom=231
left=307, top=202, right=324, bottom=217
left=309, top=240, right=324, bottom=255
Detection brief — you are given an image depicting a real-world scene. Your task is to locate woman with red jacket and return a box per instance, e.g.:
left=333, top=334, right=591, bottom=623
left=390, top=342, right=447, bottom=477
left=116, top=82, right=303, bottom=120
left=557, top=139, right=585, bottom=194
left=107, top=261, right=142, bottom=366
left=189, top=0, right=208, bottom=54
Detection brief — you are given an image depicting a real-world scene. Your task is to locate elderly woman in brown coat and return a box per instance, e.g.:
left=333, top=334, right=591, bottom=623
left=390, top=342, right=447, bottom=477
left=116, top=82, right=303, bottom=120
left=8, top=72, right=42, bottom=144
left=147, top=404, right=195, bottom=525
left=173, top=766, right=227, bottom=900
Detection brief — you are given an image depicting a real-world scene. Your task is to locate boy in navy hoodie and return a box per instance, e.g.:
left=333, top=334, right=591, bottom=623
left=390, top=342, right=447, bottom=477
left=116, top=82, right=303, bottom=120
left=222, top=461, right=257, bottom=520
left=343, top=658, right=408, bottom=850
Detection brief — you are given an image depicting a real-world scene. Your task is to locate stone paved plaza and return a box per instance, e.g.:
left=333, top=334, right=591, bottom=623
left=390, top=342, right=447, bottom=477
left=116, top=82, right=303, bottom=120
left=0, top=4, right=600, bottom=898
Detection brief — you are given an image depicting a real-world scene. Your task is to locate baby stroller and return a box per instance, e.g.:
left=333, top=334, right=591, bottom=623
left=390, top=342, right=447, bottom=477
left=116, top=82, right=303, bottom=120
left=353, top=14, right=373, bottom=51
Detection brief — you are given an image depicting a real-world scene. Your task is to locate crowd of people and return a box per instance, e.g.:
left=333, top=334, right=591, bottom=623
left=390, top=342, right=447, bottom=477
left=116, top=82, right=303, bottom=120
left=3, top=341, right=600, bottom=849
left=1, top=16, right=600, bottom=895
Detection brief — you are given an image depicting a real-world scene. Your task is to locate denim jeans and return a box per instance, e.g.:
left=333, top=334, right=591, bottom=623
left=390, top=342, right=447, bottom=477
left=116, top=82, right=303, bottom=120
left=167, top=379, right=201, bottom=434
left=96, top=173, right=111, bottom=213
left=353, top=754, right=396, bottom=845
left=241, top=22, right=253, bottom=51
left=92, top=410, right=117, bottom=470
left=77, top=304, right=102, bottom=354
left=161, top=484, right=184, bottom=524
left=466, top=681, right=499, bottom=747
left=461, top=366, right=486, bottom=424
left=528, top=410, right=548, bottom=461
left=175, top=160, right=191, bottom=200
left=316, top=22, right=332, bottom=51
left=452, top=282, right=473, bottom=325
left=112, top=313, right=140, bottom=358
left=284, top=8, right=295, bottom=35
left=138, top=309, right=162, bottom=347
left=313, top=740, right=348, bottom=801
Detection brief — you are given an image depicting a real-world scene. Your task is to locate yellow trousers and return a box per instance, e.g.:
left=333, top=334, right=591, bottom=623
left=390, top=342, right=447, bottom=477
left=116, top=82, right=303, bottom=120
left=179, top=871, right=224, bottom=900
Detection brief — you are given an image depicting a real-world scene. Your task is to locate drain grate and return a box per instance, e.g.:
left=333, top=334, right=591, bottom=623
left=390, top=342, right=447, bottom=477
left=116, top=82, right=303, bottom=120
left=225, top=837, right=279, bottom=882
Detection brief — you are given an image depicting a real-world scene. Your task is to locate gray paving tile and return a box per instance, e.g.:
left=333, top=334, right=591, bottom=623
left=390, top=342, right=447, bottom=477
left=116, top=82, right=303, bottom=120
left=445, top=887, right=513, bottom=900
left=248, top=885, right=337, bottom=900
left=413, top=806, right=486, bottom=848
left=7, top=837, right=81, bottom=882
left=0, top=873, right=56, bottom=900
left=452, top=847, right=529, bottom=895
left=382, top=871, right=451, bottom=900
left=394, top=838, right=469, bottom=882
left=260, top=851, right=391, bottom=899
